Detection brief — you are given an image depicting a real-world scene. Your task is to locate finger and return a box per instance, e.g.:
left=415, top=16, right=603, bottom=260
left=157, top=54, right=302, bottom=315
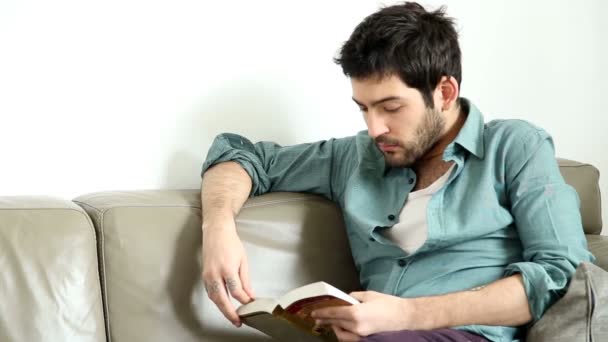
left=312, top=306, right=353, bottom=320
left=239, top=257, right=256, bottom=299
left=332, top=325, right=361, bottom=342
left=224, top=274, right=252, bottom=304
left=316, top=318, right=357, bottom=332
left=205, top=277, right=241, bottom=326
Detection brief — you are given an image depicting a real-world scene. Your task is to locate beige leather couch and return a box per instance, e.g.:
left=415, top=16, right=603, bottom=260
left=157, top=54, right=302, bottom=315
left=0, top=159, right=604, bottom=342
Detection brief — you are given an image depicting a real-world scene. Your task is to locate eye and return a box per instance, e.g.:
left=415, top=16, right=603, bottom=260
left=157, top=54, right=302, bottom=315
left=384, top=106, right=402, bottom=113
left=358, top=106, right=368, bottom=113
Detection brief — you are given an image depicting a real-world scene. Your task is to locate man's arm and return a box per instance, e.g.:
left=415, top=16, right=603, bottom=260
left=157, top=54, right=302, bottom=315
left=416, top=273, right=531, bottom=328
left=201, top=161, right=254, bottom=327
left=201, top=133, right=358, bottom=200
left=200, top=133, right=358, bottom=326
left=202, top=161, right=251, bottom=221
left=502, top=126, right=595, bottom=321
left=311, top=274, right=531, bottom=338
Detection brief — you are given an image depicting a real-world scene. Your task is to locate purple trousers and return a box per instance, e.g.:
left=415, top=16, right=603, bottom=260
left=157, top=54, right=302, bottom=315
left=360, top=328, right=490, bottom=342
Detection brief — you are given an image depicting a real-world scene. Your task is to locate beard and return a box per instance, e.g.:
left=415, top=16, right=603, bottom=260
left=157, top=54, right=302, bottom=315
left=376, top=107, right=446, bottom=168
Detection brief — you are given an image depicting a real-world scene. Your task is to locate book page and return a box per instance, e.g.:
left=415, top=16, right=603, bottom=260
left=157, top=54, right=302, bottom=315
left=279, top=282, right=359, bottom=309
left=237, top=297, right=279, bottom=317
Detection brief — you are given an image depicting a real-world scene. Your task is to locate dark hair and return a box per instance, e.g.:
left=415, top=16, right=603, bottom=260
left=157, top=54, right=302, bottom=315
left=335, top=2, right=461, bottom=108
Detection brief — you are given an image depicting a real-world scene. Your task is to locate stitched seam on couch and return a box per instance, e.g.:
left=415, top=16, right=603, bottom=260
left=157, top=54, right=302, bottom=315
left=586, top=267, right=596, bottom=342
left=559, top=163, right=593, bottom=168
left=74, top=201, right=111, bottom=342
left=242, top=196, right=324, bottom=209
left=560, top=164, right=600, bottom=177
left=67, top=196, right=320, bottom=211
left=0, top=207, right=89, bottom=211
left=99, top=206, right=111, bottom=342
left=68, top=204, right=202, bottom=210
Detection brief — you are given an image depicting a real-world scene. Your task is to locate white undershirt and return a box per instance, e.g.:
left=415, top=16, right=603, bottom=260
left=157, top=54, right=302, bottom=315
left=382, top=164, right=455, bottom=254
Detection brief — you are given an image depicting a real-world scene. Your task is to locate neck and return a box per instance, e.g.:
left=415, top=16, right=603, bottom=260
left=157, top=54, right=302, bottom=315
left=415, top=103, right=466, bottom=168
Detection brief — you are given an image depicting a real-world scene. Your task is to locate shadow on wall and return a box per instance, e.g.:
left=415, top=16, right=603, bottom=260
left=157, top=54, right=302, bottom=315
left=161, top=77, right=296, bottom=190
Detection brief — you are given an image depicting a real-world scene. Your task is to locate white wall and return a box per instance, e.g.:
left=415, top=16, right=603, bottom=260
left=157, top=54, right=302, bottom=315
left=1, top=0, right=606, bottom=228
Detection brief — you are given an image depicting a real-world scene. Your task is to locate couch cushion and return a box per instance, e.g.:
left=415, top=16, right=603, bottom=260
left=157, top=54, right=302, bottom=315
left=526, top=262, right=608, bottom=341
left=73, top=190, right=359, bottom=342
left=0, top=196, right=106, bottom=342
left=558, top=158, right=602, bottom=235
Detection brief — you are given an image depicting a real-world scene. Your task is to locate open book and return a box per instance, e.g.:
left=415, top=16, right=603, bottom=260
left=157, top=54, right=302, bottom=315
left=237, top=281, right=359, bottom=341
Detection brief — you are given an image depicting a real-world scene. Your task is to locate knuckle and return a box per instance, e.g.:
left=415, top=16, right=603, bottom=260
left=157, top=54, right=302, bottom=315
left=201, top=271, right=214, bottom=280
left=353, top=323, right=366, bottom=335
left=207, top=292, right=220, bottom=302
left=207, top=290, right=220, bottom=299
left=350, top=308, right=362, bottom=322
left=360, top=326, right=372, bottom=337
left=219, top=267, right=234, bottom=277
left=218, top=301, right=232, bottom=314
left=231, top=292, right=245, bottom=300
left=231, top=286, right=245, bottom=294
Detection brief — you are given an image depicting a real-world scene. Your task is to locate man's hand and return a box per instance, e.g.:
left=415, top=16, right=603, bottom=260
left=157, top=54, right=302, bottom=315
left=311, top=274, right=531, bottom=341
left=311, top=291, right=431, bottom=341
left=202, top=218, right=255, bottom=327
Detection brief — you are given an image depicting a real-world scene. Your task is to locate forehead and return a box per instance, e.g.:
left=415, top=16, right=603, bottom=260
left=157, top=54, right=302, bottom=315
left=350, top=74, right=420, bottom=105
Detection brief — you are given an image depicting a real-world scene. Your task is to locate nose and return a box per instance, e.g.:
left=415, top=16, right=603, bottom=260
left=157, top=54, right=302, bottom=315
left=366, top=112, right=389, bottom=139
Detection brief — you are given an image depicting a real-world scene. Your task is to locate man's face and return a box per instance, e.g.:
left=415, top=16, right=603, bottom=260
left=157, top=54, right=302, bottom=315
left=351, top=75, right=446, bottom=168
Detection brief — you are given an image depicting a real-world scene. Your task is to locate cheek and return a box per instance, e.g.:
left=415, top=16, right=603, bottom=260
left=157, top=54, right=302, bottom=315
left=390, top=114, right=419, bottom=137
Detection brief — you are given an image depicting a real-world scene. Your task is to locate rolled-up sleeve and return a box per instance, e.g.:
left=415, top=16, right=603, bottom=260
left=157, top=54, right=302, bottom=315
left=503, top=128, right=595, bottom=322
left=201, top=133, right=356, bottom=200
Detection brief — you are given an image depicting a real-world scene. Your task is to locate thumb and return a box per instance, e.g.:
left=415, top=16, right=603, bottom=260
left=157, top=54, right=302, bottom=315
left=349, top=291, right=370, bottom=303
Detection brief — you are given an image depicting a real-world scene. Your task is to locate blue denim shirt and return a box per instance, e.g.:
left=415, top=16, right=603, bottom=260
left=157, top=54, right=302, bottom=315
left=202, top=99, right=594, bottom=342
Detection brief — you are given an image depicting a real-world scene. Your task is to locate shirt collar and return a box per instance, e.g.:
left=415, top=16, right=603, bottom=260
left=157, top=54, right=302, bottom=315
left=451, top=98, right=485, bottom=159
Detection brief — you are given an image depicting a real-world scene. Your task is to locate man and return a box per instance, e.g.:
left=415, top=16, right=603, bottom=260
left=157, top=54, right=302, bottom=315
left=200, top=2, right=594, bottom=341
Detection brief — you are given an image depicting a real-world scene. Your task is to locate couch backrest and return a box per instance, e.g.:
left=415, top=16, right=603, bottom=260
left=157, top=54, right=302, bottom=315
left=557, top=158, right=603, bottom=235
left=73, top=190, right=359, bottom=342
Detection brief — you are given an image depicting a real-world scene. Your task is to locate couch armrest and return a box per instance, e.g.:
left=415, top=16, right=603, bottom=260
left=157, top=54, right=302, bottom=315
left=586, top=234, right=608, bottom=271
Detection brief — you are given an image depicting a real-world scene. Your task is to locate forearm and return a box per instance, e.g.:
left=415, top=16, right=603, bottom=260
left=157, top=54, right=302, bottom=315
left=414, top=274, right=532, bottom=329
left=201, top=161, right=252, bottom=229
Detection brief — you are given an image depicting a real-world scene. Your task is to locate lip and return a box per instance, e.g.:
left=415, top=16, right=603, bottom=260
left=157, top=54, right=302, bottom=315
left=377, top=143, right=399, bottom=152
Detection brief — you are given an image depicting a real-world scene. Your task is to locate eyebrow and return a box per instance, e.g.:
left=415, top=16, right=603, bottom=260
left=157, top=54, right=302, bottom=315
left=352, top=96, right=404, bottom=108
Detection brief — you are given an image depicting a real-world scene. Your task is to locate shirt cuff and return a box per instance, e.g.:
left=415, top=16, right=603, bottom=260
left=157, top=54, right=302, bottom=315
left=503, top=261, right=571, bottom=322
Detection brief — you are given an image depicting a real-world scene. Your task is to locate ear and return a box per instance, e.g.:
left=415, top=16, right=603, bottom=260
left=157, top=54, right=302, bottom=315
left=433, top=76, right=460, bottom=111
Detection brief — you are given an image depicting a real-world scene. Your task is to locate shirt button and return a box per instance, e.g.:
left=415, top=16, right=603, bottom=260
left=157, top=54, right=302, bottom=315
left=388, top=214, right=395, bottom=220
left=398, top=259, right=407, bottom=267
left=408, top=178, right=414, bottom=184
